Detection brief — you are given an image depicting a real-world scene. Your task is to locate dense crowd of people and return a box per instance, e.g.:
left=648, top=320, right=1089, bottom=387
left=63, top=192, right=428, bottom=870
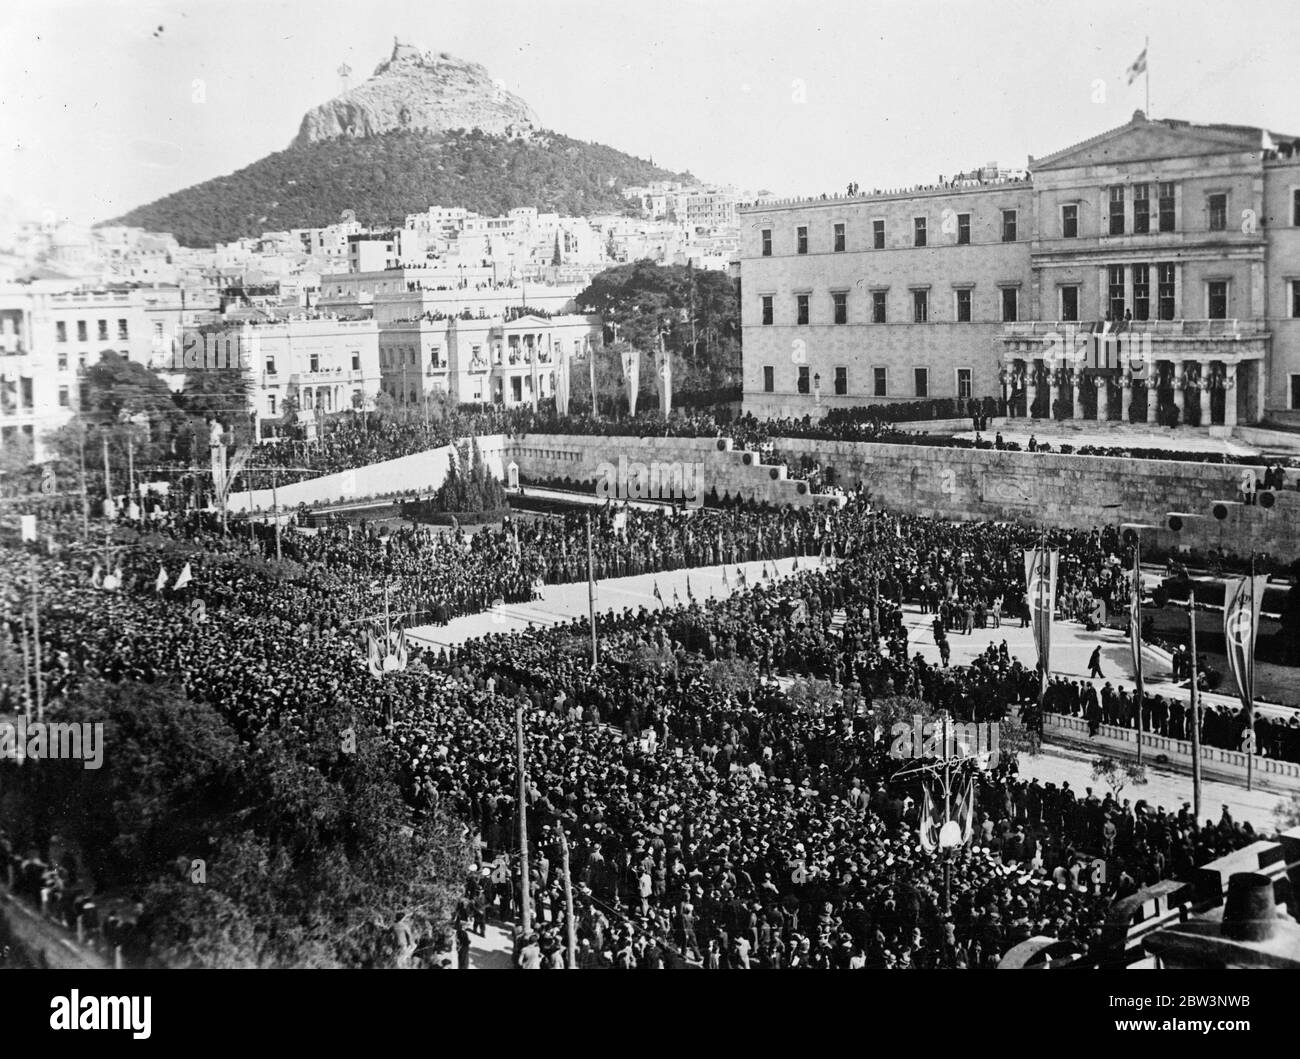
left=2, top=486, right=1291, bottom=969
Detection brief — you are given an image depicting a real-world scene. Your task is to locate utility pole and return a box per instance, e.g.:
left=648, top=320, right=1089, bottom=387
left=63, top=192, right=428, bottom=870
left=18, top=615, right=32, bottom=726
left=1246, top=554, right=1257, bottom=792
left=586, top=512, right=598, bottom=669
left=101, top=432, right=112, bottom=506
left=272, top=465, right=282, bottom=562
left=78, top=424, right=89, bottom=541
left=29, top=553, right=43, bottom=723
left=1188, top=586, right=1202, bottom=823
left=557, top=827, right=577, bottom=969
left=514, top=702, right=532, bottom=935
left=1133, top=535, right=1144, bottom=768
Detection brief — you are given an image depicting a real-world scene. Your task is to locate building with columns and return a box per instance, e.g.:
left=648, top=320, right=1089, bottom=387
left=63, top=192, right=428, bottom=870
left=739, top=112, right=1300, bottom=429
left=378, top=310, right=601, bottom=409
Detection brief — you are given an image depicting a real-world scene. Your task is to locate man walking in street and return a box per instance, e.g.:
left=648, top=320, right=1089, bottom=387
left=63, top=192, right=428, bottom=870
left=1088, top=645, right=1104, bottom=679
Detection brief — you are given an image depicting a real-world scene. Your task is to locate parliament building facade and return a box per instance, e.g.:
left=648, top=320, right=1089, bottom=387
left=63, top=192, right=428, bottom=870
left=739, top=112, right=1300, bottom=429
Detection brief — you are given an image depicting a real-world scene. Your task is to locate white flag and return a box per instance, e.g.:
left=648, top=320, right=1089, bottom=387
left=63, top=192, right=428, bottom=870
left=173, top=562, right=193, bottom=590
left=1126, top=46, right=1147, bottom=86
left=155, top=565, right=169, bottom=594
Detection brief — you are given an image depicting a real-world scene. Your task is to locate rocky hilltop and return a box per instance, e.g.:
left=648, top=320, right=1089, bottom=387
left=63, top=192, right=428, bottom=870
left=293, top=39, right=539, bottom=147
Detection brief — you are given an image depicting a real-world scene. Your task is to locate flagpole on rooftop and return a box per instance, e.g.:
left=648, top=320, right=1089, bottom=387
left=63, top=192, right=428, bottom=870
left=1145, top=35, right=1150, bottom=116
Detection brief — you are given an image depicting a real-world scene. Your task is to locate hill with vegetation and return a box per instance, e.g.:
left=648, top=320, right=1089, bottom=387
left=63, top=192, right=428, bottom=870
left=102, top=127, right=693, bottom=247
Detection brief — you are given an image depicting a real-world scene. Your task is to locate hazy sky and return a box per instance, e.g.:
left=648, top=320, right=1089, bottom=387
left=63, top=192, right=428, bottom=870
left=2, top=0, right=1298, bottom=226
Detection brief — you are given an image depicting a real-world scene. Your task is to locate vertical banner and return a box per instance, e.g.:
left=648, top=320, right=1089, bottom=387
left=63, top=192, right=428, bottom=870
left=919, top=777, right=939, bottom=852
left=588, top=339, right=598, bottom=415
left=622, top=349, right=639, bottom=417
left=1223, top=573, right=1268, bottom=714
left=1023, top=547, right=1058, bottom=697
left=554, top=339, right=570, bottom=416
left=1128, top=553, right=1143, bottom=678
left=953, top=772, right=976, bottom=844
left=658, top=350, right=672, bottom=417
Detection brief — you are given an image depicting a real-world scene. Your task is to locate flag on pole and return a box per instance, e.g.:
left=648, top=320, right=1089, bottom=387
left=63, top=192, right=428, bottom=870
left=1023, top=547, right=1059, bottom=697
left=672, top=585, right=680, bottom=603
left=91, top=563, right=104, bottom=589
left=1223, top=573, right=1268, bottom=713
left=1126, top=45, right=1148, bottom=85
left=953, top=772, right=977, bottom=844
left=366, top=631, right=384, bottom=679
left=722, top=567, right=730, bottom=587
left=155, top=565, right=169, bottom=594
left=20, top=514, right=36, bottom=542
left=686, top=576, right=695, bottom=603
left=173, top=562, right=194, bottom=591
left=738, top=566, right=747, bottom=589
left=653, top=580, right=663, bottom=607
left=793, top=555, right=800, bottom=571
left=919, top=777, right=939, bottom=852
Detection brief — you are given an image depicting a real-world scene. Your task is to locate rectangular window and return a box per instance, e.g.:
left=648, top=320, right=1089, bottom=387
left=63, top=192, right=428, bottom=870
left=309, top=353, right=320, bottom=372
left=957, top=213, right=971, bottom=245
left=1132, top=264, right=1151, bottom=320
left=1002, top=209, right=1017, bottom=242
left=58, top=386, right=69, bottom=408
left=761, top=229, right=772, bottom=256
left=77, top=321, right=87, bottom=342
left=1109, top=186, right=1126, bottom=235
left=57, top=352, right=67, bottom=371
left=955, top=288, right=972, bottom=322
left=1158, top=182, right=1175, bottom=232
left=1208, top=193, right=1227, bottom=232
left=834, top=366, right=847, bottom=395
left=1157, top=264, right=1176, bottom=319
left=873, top=367, right=888, bottom=397
left=796, top=226, right=808, bottom=254
left=1108, top=264, right=1126, bottom=320
left=914, top=217, right=927, bottom=247
left=1000, top=287, right=1018, bottom=323
left=763, top=365, right=774, bottom=392
left=914, top=367, right=929, bottom=398
left=1208, top=280, right=1228, bottom=319
left=957, top=368, right=972, bottom=400
left=761, top=295, right=774, bottom=325
left=1133, top=184, right=1150, bottom=234
left=1061, top=285, right=1079, bottom=322
left=1292, top=280, right=1300, bottom=319
left=832, top=291, right=848, bottom=325
left=873, top=219, right=885, bottom=249
left=56, top=322, right=66, bottom=343
left=97, top=319, right=109, bottom=341
left=1062, top=203, right=1078, bottom=238
left=265, top=357, right=276, bottom=374
left=796, top=294, right=809, bottom=325
left=912, top=289, right=929, bottom=323
left=833, top=223, right=846, bottom=252
left=872, top=291, right=887, bottom=323
left=267, top=394, right=277, bottom=417
left=117, top=319, right=129, bottom=340
left=797, top=365, right=810, bottom=394
left=1294, top=189, right=1300, bottom=226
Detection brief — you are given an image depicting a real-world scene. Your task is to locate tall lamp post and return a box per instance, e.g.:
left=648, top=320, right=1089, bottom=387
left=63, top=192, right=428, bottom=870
left=1121, top=522, right=1160, bottom=767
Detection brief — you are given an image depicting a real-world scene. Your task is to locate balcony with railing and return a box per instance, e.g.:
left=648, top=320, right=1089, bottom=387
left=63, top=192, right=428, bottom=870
left=1003, top=319, right=1269, bottom=341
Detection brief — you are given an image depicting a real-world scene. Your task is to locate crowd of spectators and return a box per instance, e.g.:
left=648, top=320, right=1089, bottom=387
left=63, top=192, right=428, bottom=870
left=2, top=492, right=1289, bottom=969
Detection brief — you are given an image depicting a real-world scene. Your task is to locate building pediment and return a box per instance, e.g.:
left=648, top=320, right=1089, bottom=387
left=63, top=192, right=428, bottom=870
left=1031, top=113, right=1290, bottom=173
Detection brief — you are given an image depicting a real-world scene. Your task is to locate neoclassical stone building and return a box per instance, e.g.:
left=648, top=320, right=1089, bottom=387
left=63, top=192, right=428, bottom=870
left=740, top=112, right=1300, bottom=429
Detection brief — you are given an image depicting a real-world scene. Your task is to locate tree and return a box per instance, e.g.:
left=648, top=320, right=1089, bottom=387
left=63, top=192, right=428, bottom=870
left=1091, top=755, right=1147, bottom=796
left=576, top=260, right=741, bottom=400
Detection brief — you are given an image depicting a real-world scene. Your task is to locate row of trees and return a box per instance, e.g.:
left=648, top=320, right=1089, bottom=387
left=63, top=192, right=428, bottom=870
left=575, top=260, right=742, bottom=412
